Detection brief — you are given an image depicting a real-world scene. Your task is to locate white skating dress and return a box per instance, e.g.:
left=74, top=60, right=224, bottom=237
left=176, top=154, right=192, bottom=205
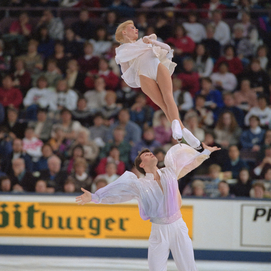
left=115, top=38, right=177, bottom=88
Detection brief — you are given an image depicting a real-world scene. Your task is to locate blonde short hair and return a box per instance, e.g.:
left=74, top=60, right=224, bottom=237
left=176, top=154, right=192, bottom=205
left=115, top=20, right=134, bottom=43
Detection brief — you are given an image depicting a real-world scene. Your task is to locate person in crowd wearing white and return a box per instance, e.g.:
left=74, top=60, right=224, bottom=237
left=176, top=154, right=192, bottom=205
left=211, top=9, right=231, bottom=46
left=183, top=11, right=206, bottom=43
left=210, top=61, right=237, bottom=92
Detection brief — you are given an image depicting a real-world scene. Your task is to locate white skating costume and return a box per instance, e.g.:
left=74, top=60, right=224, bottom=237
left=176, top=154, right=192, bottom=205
left=115, top=37, right=177, bottom=88
left=91, top=144, right=210, bottom=271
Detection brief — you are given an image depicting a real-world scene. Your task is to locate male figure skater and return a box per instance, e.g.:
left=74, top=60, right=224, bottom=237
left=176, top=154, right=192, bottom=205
left=76, top=142, right=220, bottom=271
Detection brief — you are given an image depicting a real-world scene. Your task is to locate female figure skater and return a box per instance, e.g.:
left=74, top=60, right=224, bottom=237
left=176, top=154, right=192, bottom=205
left=114, top=20, right=202, bottom=150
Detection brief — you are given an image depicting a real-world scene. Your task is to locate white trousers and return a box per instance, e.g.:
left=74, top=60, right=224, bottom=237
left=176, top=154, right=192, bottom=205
left=148, top=217, right=198, bottom=271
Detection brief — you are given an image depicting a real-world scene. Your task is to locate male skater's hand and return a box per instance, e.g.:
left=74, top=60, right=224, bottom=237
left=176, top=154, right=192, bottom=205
left=75, top=188, right=92, bottom=205
left=202, top=142, right=221, bottom=153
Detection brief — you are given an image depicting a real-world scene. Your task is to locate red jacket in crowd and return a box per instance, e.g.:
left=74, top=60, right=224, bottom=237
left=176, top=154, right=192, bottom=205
left=213, top=57, right=244, bottom=75
left=0, top=87, right=23, bottom=108
left=177, top=72, right=200, bottom=98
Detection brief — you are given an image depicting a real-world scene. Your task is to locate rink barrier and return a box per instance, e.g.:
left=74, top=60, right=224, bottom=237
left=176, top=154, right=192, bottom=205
left=0, top=245, right=270, bottom=263
left=0, top=194, right=271, bottom=262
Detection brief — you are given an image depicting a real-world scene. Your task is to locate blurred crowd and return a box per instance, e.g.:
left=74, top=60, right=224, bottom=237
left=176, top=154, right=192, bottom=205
left=0, top=0, right=271, bottom=200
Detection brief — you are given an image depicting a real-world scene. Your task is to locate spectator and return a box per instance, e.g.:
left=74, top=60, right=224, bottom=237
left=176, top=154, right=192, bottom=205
left=0, top=176, right=12, bottom=192
left=183, top=12, right=206, bottom=43
left=0, top=127, right=12, bottom=163
left=35, top=179, right=49, bottom=193
left=263, top=167, right=271, bottom=197
left=116, top=79, right=137, bottom=108
left=240, top=115, right=265, bottom=151
left=175, top=0, right=197, bottom=13
left=241, top=58, right=270, bottom=97
left=184, top=111, right=205, bottom=142
left=204, top=164, right=223, bottom=197
left=213, top=45, right=243, bottom=76
left=72, top=97, right=94, bottom=128
left=154, top=111, right=172, bottom=145
left=89, top=26, right=112, bottom=57
left=12, top=57, right=32, bottom=97
left=84, top=57, right=119, bottom=90
left=253, top=146, right=271, bottom=179
left=201, top=0, right=226, bottom=19
left=218, top=180, right=233, bottom=198
left=65, top=59, right=86, bottom=93
left=71, top=8, right=95, bottom=42
left=38, top=58, right=62, bottom=88
left=65, top=157, right=92, bottom=192
left=130, top=93, right=153, bottom=129
left=104, top=10, right=118, bottom=40
left=100, top=90, right=122, bottom=122
left=106, top=108, right=142, bottom=145
left=100, top=126, right=131, bottom=167
left=245, top=95, right=271, bottom=127
left=23, top=127, right=43, bottom=162
left=39, top=155, right=67, bottom=192
left=63, top=178, right=76, bottom=193
left=154, top=13, right=173, bottom=41
left=210, top=62, right=238, bottom=92
left=1, top=138, right=33, bottom=175
left=172, top=77, right=193, bottom=117
left=10, top=158, right=36, bottom=192
left=135, top=13, right=148, bottom=39
left=258, top=129, right=271, bottom=161
left=153, top=147, right=166, bottom=169
left=77, top=42, right=99, bottom=74
left=240, top=11, right=259, bottom=50
left=234, top=79, right=258, bottom=113
left=89, top=112, right=109, bottom=148
left=33, top=143, right=53, bottom=172
left=37, top=9, right=64, bottom=40
left=52, top=108, right=82, bottom=140
left=94, top=178, right=108, bottom=192
left=0, top=39, right=11, bottom=76
left=230, top=23, right=254, bottom=62
left=3, top=107, right=26, bottom=139
left=63, top=144, right=84, bottom=175
left=36, top=25, right=55, bottom=59
left=20, top=39, right=43, bottom=79
left=256, top=44, right=269, bottom=71
left=51, top=41, right=71, bottom=75
left=96, top=145, right=125, bottom=176
left=48, top=125, right=71, bottom=159
left=9, top=11, right=32, bottom=38
left=64, top=28, right=82, bottom=58
left=177, top=58, right=200, bottom=98
left=23, top=75, right=56, bottom=119
left=95, top=161, right=119, bottom=184
left=250, top=181, right=267, bottom=199
left=153, top=0, right=173, bottom=8
left=131, top=127, right=161, bottom=162
left=166, top=24, right=195, bottom=69
left=214, top=111, right=242, bottom=149
left=54, top=79, right=78, bottom=111
left=223, top=145, right=248, bottom=179
left=0, top=103, right=4, bottom=125
left=231, top=168, right=252, bottom=197
left=191, top=179, right=206, bottom=197
left=196, top=77, right=224, bottom=121
left=193, top=43, right=214, bottom=78
left=0, top=74, right=23, bottom=109
left=194, top=95, right=214, bottom=128
left=84, top=76, right=107, bottom=111
left=202, top=24, right=221, bottom=60
left=220, top=92, right=245, bottom=127
left=210, top=9, right=230, bottom=46
left=69, top=128, right=99, bottom=164
left=106, top=41, right=121, bottom=77
left=28, top=107, right=53, bottom=142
